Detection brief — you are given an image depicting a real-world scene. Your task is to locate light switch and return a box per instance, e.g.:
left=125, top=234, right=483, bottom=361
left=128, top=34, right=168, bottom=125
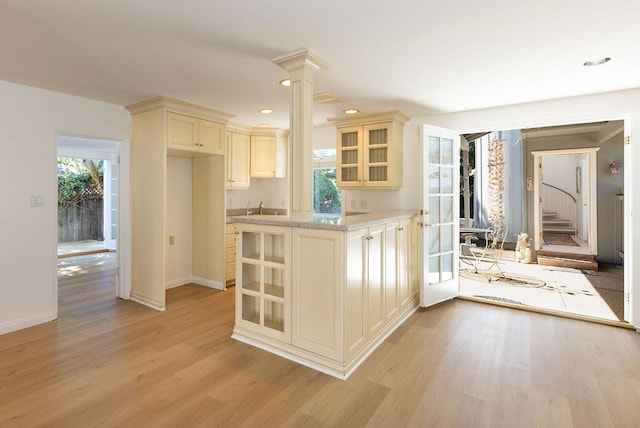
left=169, top=236, right=175, bottom=245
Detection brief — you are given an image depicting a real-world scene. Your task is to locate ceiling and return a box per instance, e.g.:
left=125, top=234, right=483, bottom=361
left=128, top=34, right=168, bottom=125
left=1, top=1, right=639, bottom=130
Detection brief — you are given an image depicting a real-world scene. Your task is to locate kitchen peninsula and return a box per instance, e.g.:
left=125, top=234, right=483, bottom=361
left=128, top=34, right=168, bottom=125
left=230, top=210, right=420, bottom=379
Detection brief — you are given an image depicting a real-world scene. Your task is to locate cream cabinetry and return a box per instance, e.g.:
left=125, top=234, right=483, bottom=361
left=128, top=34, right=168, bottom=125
left=330, top=111, right=409, bottom=189
left=167, top=112, right=225, bottom=155
left=387, top=218, right=417, bottom=316
left=225, top=131, right=250, bottom=188
left=292, top=228, right=344, bottom=361
left=225, top=224, right=236, bottom=286
left=126, top=96, right=232, bottom=310
left=232, top=213, right=419, bottom=379
left=235, top=224, right=291, bottom=342
left=250, top=128, right=287, bottom=178
left=345, top=224, right=387, bottom=359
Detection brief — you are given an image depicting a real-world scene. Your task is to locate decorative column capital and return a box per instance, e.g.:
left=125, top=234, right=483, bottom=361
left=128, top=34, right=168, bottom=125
left=272, top=49, right=329, bottom=73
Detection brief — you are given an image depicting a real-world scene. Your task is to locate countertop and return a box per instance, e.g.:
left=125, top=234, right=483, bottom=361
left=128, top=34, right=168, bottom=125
left=227, top=210, right=419, bottom=231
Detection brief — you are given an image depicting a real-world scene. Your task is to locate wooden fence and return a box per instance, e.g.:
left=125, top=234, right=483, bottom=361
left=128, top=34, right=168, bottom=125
left=58, top=199, right=104, bottom=243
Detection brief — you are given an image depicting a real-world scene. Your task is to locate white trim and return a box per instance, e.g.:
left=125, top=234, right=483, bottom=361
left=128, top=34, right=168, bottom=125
left=117, top=138, right=131, bottom=300
left=0, top=311, right=56, bottom=335
left=532, top=148, right=599, bottom=254
left=165, top=277, right=225, bottom=290
left=231, top=301, right=419, bottom=380
left=191, top=276, right=225, bottom=290
left=130, top=292, right=165, bottom=311
left=165, top=277, right=193, bottom=289
left=58, top=148, right=118, bottom=161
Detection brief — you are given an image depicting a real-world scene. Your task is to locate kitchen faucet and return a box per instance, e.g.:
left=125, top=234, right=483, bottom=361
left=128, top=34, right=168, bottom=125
left=246, top=200, right=251, bottom=216
left=259, top=201, right=264, bottom=216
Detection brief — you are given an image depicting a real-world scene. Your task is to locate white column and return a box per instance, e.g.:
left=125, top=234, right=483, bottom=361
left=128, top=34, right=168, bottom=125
left=273, top=49, right=328, bottom=220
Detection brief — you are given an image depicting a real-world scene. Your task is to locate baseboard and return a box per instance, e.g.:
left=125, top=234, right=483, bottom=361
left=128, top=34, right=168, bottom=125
left=231, top=299, right=420, bottom=380
left=130, top=291, right=165, bottom=311
left=191, top=276, right=225, bottom=290
left=165, top=277, right=192, bottom=289
left=0, top=311, right=56, bottom=335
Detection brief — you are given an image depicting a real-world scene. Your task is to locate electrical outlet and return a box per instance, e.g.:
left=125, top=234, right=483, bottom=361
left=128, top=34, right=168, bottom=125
left=228, top=198, right=233, bottom=207
left=281, top=198, right=285, bottom=207
left=351, top=200, right=357, bottom=209
left=359, top=200, right=368, bottom=209
left=169, top=236, right=175, bottom=245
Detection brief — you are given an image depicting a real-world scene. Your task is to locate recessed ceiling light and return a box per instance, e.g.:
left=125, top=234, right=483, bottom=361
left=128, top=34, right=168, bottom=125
left=583, top=57, right=611, bottom=67
left=257, top=123, right=271, bottom=128
left=259, top=108, right=273, bottom=114
left=343, top=109, right=359, bottom=115
left=279, top=79, right=291, bottom=87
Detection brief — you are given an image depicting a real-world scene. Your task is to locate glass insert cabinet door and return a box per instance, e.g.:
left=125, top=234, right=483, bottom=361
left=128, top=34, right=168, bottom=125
left=364, top=123, right=390, bottom=186
left=337, top=125, right=363, bottom=186
left=236, top=225, right=291, bottom=341
left=420, top=124, right=460, bottom=307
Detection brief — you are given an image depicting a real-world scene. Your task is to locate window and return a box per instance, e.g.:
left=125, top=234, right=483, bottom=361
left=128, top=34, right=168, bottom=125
left=312, top=149, right=342, bottom=215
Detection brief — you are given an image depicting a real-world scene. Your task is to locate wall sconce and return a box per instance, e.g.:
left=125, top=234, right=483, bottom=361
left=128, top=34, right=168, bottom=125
left=609, top=161, right=620, bottom=174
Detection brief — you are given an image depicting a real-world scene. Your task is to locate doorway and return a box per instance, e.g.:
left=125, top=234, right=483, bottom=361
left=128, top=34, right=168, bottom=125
left=533, top=149, right=599, bottom=256
left=457, top=121, right=627, bottom=323
left=56, top=135, right=125, bottom=314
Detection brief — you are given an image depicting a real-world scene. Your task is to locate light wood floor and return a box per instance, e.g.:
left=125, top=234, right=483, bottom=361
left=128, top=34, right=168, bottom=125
left=1, top=281, right=640, bottom=427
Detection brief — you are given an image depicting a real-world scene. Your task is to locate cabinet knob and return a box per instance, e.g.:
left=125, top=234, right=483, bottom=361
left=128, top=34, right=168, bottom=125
left=235, top=231, right=239, bottom=235
left=398, top=227, right=404, bottom=231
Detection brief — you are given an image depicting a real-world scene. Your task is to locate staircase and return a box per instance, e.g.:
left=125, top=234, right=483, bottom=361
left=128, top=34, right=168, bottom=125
left=539, top=211, right=598, bottom=270
left=537, top=250, right=598, bottom=271
left=542, top=211, right=576, bottom=234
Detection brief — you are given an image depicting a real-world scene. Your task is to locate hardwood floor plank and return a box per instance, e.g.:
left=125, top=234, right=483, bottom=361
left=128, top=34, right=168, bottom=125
left=1, top=279, right=639, bottom=427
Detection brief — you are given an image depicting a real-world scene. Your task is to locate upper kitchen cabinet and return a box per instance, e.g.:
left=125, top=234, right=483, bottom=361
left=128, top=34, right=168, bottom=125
left=329, top=111, right=409, bottom=189
left=250, top=128, right=288, bottom=178
left=226, top=126, right=251, bottom=188
left=167, top=112, right=226, bottom=156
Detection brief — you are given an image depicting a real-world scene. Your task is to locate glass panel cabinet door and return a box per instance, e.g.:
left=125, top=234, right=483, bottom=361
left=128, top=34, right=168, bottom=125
left=337, top=126, right=362, bottom=187
left=364, top=123, right=392, bottom=187
left=236, top=225, right=291, bottom=341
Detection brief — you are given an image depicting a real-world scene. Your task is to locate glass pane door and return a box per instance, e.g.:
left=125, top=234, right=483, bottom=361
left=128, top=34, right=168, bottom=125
left=421, top=125, right=460, bottom=307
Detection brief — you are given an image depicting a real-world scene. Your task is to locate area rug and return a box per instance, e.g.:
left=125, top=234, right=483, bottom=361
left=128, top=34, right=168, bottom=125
left=543, top=232, right=579, bottom=246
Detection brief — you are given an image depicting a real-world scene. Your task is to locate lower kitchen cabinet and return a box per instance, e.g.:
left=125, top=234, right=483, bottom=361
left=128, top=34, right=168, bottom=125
left=234, top=224, right=291, bottom=342
left=232, top=214, right=419, bottom=379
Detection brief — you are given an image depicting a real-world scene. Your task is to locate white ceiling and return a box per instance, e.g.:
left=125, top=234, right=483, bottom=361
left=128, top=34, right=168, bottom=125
left=1, top=0, right=639, bottom=129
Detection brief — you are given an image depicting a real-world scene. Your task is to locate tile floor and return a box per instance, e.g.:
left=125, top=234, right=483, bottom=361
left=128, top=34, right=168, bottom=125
left=459, top=250, right=624, bottom=322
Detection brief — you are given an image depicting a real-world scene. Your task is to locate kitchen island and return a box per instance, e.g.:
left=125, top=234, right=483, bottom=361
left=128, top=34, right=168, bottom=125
left=229, top=210, right=420, bottom=379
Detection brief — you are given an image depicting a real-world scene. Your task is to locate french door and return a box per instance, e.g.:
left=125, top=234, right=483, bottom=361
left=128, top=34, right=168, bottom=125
left=420, top=125, right=460, bottom=307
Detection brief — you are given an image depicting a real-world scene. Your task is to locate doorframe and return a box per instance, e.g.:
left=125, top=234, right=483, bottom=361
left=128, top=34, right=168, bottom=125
left=532, top=148, right=599, bottom=254
left=453, top=115, right=631, bottom=324
left=54, top=134, right=131, bottom=315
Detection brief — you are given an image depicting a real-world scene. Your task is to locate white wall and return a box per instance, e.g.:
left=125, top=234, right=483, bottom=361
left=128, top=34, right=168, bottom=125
left=543, top=154, right=579, bottom=199
left=0, top=80, right=131, bottom=335
left=165, top=156, right=193, bottom=287
left=227, top=178, right=288, bottom=211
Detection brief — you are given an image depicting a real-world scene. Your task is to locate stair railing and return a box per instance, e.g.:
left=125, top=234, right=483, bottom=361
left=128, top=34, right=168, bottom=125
left=542, top=183, right=577, bottom=235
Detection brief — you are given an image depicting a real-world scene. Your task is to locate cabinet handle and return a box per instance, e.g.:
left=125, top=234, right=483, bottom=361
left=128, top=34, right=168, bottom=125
left=398, top=227, right=404, bottom=231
